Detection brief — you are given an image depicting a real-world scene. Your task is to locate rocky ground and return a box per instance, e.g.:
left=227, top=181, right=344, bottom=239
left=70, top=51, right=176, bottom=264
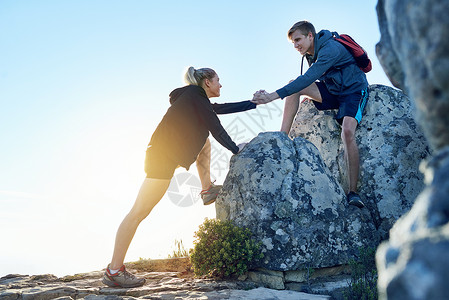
left=0, top=258, right=331, bottom=300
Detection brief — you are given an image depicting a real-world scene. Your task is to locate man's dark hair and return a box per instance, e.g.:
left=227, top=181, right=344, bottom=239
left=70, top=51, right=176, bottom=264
left=288, top=21, right=316, bottom=40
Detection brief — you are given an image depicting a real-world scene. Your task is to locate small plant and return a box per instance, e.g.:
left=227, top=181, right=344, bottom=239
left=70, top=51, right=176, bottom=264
left=305, top=264, right=315, bottom=291
left=189, top=218, right=263, bottom=278
left=343, top=246, right=379, bottom=300
left=168, top=239, right=189, bottom=258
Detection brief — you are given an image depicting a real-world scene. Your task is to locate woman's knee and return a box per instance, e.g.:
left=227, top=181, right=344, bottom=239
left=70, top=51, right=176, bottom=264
left=198, top=139, right=211, bottom=155
left=128, top=178, right=170, bottom=223
left=127, top=205, right=152, bottom=223
left=128, top=198, right=158, bottom=222
left=197, top=139, right=211, bottom=165
left=203, top=138, right=211, bottom=151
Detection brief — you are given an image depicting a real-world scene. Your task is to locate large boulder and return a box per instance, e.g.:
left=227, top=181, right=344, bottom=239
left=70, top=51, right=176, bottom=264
left=216, top=132, right=380, bottom=271
left=215, top=83, right=431, bottom=279
left=375, top=0, right=449, bottom=299
left=289, top=84, right=430, bottom=238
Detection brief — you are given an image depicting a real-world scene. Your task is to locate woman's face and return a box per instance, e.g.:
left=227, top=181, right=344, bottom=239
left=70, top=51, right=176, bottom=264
left=205, top=75, right=222, bottom=98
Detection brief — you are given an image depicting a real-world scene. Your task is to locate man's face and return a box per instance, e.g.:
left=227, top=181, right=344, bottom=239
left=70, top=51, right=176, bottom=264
left=291, top=30, right=314, bottom=55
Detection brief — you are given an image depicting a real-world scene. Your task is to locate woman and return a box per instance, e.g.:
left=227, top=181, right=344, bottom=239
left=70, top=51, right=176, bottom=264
left=102, top=67, right=256, bottom=288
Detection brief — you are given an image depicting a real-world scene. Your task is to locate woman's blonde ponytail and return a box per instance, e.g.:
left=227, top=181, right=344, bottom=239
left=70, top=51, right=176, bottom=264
left=184, top=66, right=198, bottom=85
left=184, top=66, right=216, bottom=87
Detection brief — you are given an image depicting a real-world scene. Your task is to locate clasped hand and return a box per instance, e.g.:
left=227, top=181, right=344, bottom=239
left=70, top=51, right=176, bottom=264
left=251, top=90, right=276, bottom=105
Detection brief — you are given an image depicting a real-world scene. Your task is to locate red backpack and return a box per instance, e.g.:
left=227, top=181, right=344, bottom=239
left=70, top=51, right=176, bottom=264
left=332, top=32, right=372, bottom=73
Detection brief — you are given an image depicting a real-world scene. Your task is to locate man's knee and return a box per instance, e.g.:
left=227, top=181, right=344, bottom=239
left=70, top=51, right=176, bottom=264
left=303, top=83, right=322, bottom=102
left=341, top=120, right=357, bottom=144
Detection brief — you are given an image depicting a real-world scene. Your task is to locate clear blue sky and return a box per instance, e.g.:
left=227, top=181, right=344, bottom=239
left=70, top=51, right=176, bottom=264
left=0, top=0, right=390, bottom=277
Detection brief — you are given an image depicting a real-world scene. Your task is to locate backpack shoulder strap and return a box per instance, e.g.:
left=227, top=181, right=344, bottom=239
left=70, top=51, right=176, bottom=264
left=301, top=55, right=305, bottom=75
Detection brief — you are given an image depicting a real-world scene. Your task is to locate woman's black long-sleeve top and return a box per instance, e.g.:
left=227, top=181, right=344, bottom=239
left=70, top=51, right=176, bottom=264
left=148, top=85, right=256, bottom=169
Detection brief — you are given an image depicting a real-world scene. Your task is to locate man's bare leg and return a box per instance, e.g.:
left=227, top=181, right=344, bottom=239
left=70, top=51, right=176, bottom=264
left=281, top=92, right=300, bottom=133
left=341, top=116, right=364, bottom=208
left=280, top=83, right=322, bottom=134
left=341, top=116, right=359, bottom=193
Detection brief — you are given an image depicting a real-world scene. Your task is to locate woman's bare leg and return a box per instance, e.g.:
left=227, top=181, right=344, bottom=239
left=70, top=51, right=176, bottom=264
left=196, top=139, right=212, bottom=190
left=109, top=178, right=171, bottom=269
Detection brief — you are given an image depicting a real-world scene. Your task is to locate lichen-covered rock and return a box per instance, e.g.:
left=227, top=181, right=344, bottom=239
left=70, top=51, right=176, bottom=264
left=290, top=84, right=430, bottom=238
left=376, top=146, right=449, bottom=299
left=216, top=132, right=380, bottom=271
left=376, top=0, right=449, bottom=152
left=375, top=0, right=449, bottom=299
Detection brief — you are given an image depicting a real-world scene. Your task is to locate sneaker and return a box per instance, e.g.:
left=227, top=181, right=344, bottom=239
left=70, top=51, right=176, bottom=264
left=102, top=265, right=145, bottom=288
left=200, top=183, right=222, bottom=205
left=347, top=191, right=365, bottom=208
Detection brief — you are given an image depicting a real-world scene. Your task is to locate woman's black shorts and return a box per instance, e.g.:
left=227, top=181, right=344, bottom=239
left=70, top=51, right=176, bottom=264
left=144, top=146, right=178, bottom=180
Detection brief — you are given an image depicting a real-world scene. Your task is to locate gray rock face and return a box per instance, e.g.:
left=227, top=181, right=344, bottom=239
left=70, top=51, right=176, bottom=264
left=375, top=0, right=449, bottom=299
left=376, top=0, right=449, bottom=152
left=290, top=84, right=430, bottom=238
left=375, top=0, right=404, bottom=90
left=376, top=147, right=449, bottom=299
left=216, top=132, right=380, bottom=271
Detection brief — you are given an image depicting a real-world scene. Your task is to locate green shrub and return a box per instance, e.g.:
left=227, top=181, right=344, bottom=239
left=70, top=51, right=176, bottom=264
left=343, top=246, right=379, bottom=300
left=189, top=218, right=263, bottom=278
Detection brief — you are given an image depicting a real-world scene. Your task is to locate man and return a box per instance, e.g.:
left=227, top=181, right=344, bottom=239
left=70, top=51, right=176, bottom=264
left=252, top=21, right=368, bottom=208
